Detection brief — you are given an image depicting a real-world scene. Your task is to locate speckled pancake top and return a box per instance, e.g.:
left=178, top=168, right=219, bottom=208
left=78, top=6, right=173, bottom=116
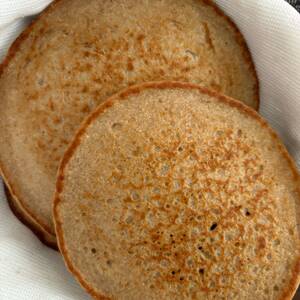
left=54, top=82, right=299, bottom=300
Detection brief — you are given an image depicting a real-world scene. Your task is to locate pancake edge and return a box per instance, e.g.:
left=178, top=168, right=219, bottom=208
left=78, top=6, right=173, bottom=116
left=4, top=184, right=58, bottom=250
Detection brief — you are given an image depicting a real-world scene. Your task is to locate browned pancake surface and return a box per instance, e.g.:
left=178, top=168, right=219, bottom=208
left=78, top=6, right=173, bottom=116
left=54, top=82, right=299, bottom=300
left=0, top=0, right=258, bottom=238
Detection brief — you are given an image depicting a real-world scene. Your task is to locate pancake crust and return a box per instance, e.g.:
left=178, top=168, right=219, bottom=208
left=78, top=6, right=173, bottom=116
left=54, top=82, right=300, bottom=300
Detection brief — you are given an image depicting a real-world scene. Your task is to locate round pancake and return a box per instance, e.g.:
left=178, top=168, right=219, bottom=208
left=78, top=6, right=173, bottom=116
left=0, top=0, right=258, bottom=242
left=54, top=82, right=300, bottom=300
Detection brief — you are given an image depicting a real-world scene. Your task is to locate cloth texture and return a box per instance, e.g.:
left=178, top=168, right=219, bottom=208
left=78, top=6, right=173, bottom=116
left=0, top=0, right=300, bottom=299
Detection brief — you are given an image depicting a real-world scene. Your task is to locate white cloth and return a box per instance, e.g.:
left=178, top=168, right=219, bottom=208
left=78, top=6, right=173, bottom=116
left=0, top=0, right=300, bottom=299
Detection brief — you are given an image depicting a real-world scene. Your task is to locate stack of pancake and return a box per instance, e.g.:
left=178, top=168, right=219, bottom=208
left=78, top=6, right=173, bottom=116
left=0, top=1, right=299, bottom=299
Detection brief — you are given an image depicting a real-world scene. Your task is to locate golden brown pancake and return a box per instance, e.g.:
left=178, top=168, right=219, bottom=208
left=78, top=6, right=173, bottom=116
left=54, top=82, right=299, bottom=300
left=0, top=0, right=258, bottom=244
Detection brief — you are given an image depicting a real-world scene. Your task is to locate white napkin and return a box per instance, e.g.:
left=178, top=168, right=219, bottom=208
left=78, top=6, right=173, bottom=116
left=0, top=0, right=300, bottom=299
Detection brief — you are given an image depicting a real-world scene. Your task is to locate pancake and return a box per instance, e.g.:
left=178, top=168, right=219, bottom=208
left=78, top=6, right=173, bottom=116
left=0, top=0, right=258, bottom=244
left=54, top=82, right=300, bottom=300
